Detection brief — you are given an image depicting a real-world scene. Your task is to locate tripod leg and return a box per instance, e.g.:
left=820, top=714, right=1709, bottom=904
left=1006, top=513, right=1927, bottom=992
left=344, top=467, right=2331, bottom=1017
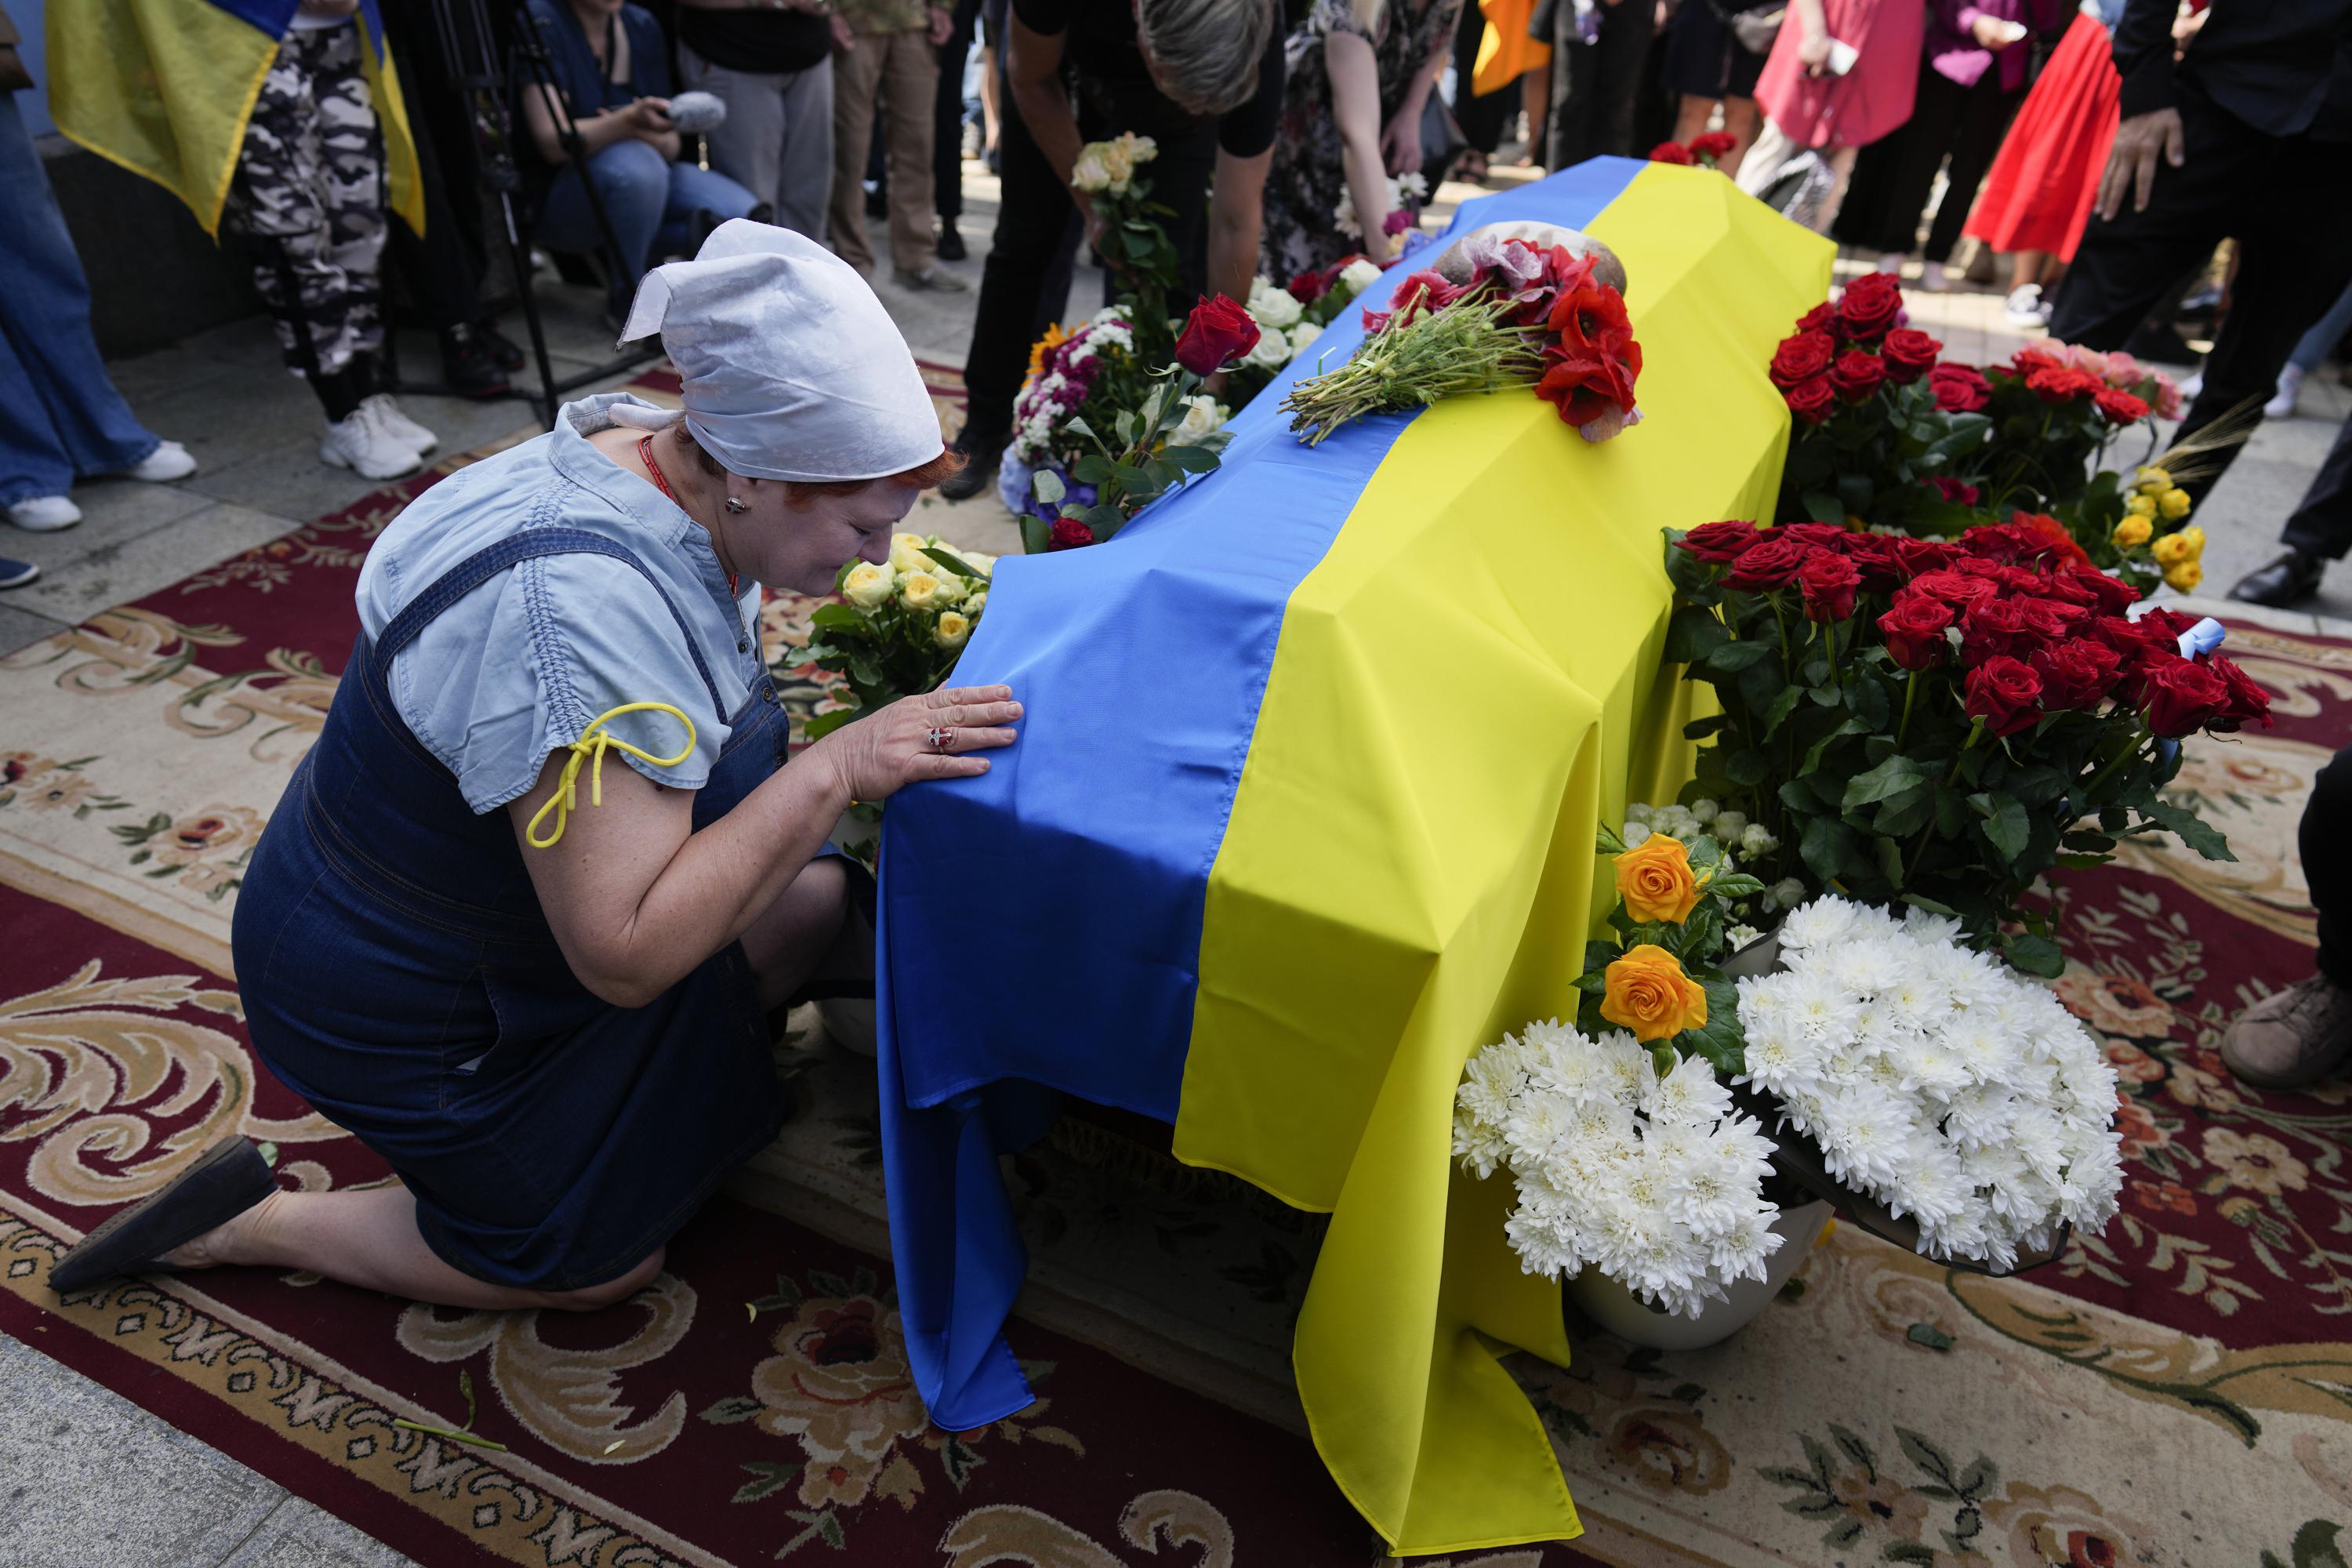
left=497, top=191, right=562, bottom=430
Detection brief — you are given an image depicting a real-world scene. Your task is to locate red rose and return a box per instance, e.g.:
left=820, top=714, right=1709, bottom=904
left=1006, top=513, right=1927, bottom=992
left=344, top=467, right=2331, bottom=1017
left=1537, top=258, right=1642, bottom=426
left=1960, top=597, right=2042, bottom=664
left=1928, top=476, right=1981, bottom=506
left=1795, top=302, right=1838, bottom=334
left=2085, top=615, right=2176, bottom=670
left=2026, top=365, right=2100, bottom=404
left=1838, top=273, right=1903, bottom=340
left=1929, top=363, right=1992, bottom=413
left=2095, top=387, right=2151, bottom=424
left=1047, top=517, right=1097, bottom=551
left=1831, top=348, right=1889, bottom=402
left=2058, top=566, right=2140, bottom=615
left=2013, top=596, right=2089, bottom=639
left=1777, top=521, right=1856, bottom=550
left=1798, top=550, right=1863, bottom=622
left=1965, top=655, right=2045, bottom=737
left=1725, top=535, right=1814, bottom=591
left=1897, top=538, right=1958, bottom=575
left=1881, top=328, right=1943, bottom=383
left=1880, top=592, right=1957, bottom=671
left=1649, top=140, right=1696, bottom=164
left=1287, top=267, right=1330, bottom=304
left=2208, top=655, right=2274, bottom=731
left=1174, top=293, right=1261, bottom=376
left=1679, top=520, right=1762, bottom=561
left=1783, top=375, right=1835, bottom=423
left=1769, top=330, right=1837, bottom=389
left=1690, top=130, right=1738, bottom=159
left=2032, top=639, right=2125, bottom=710
left=2011, top=347, right=2063, bottom=375
left=1842, top=534, right=1911, bottom=591
left=2138, top=657, right=2230, bottom=738
left=2012, top=511, right=2096, bottom=571
left=1910, top=568, right=2002, bottom=607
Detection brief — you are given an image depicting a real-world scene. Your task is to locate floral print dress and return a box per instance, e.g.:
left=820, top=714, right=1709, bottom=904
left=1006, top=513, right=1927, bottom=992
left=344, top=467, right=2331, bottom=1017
left=1261, top=0, right=1463, bottom=280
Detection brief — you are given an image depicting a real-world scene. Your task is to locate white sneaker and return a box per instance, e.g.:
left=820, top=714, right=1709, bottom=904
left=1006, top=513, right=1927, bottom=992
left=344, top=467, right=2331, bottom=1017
left=123, top=439, right=197, bottom=482
left=1918, top=260, right=1951, bottom=293
left=2003, top=284, right=2050, bottom=327
left=361, top=393, right=438, bottom=456
left=2266, top=362, right=2306, bottom=419
left=1876, top=252, right=1906, bottom=275
left=5, top=495, right=82, bottom=532
left=320, top=413, right=424, bottom=481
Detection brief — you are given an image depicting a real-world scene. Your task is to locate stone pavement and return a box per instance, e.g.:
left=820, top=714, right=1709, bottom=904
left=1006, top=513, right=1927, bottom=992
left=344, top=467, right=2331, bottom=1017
left=1, top=154, right=2347, bottom=1568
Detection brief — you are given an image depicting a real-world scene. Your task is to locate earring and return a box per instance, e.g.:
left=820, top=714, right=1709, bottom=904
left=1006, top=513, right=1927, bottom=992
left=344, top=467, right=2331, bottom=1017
left=724, top=496, right=748, bottom=514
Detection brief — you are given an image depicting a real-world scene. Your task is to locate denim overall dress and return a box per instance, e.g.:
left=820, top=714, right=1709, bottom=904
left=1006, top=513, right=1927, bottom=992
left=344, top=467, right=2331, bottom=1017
left=230, top=528, right=790, bottom=1290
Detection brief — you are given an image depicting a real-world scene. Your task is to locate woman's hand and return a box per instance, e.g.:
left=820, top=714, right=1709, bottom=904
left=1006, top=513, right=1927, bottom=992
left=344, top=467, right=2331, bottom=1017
left=1969, top=13, right=2026, bottom=49
left=624, top=97, right=675, bottom=137
left=812, top=685, right=1022, bottom=801
left=1381, top=110, right=1423, bottom=176
left=1796, top=30, right=1832, bottom=74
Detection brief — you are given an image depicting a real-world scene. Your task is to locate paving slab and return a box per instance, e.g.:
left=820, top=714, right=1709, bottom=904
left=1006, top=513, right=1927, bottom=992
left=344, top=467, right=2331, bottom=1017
left=10, top=500, right=303, bottom=626
left=0, top=601, right=74, bottom=659
left=216, top=1496, right=421, bottom=1568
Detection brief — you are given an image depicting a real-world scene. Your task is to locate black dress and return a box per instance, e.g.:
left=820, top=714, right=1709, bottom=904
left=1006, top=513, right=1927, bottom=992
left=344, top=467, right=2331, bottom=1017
left=1661, top=0, right=1777, bottom=101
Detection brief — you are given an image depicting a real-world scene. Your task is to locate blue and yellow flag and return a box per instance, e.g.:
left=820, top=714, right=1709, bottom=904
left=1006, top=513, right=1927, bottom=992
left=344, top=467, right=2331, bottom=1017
left=46, top=0, right=423, bottom=239
left=877, top=160, right=1832, bottom=1555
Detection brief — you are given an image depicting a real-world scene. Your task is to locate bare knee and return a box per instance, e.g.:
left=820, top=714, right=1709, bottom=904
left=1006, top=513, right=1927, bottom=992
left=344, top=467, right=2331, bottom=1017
left=545, top=1247, right=665, bottom=1312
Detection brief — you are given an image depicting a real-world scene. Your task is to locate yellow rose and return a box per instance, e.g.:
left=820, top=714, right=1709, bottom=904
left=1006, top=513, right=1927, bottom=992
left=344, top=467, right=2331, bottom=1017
left=2111, top=516, right=2152, bottom=548
left=2175, top=524, right=2205, bottom=558
left=2151, top=532, right=2191, bottom=566
left=2124, top=492, right=2158, bottom=519
left=843, top=561, right=895, bottom=608
left=2158, top=487, right=2192, bottom=519
left=1614, top=833, right=1704, bottom=924
left=2164, top=561, right=2203, bottom=592
left=966, top=589, right=989, bottom=618
left=935, top=611, right=971, bottom=650
left=931, top=571, right=968, bottom=605
left=1600, top=944, right=1709, bottom=1044
left=898, top=570, right=943, bottom=610
left=888, top=532, right=935, bottom=575
left=2134, top=465, right=2173, bottom=495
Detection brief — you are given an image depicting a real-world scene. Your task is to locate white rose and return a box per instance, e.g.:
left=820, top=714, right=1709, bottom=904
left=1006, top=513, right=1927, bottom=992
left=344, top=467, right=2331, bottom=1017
left=898, top=571, right=944, bottom=611
left=1241, top=328, right=1291, bottom=373
left=1166, top=394, right=1226, bottom=448
left=931, top=571, right=967, bottom=605
left=958, top=550, right=996, bottom=578
left=934, top=611, right=971, bottom=650
left=1338, top=258, right=1382, bottom=295
left=843, top=561, right=895, bottom=608
left=887, top=532, right=934, bottom=575
left=1247, top=278, right=1302, bottom=331
left=965, top=589, right=989, bottom=618
left=1116, top=131, right=1157, bottom=165
left=1070, top=144, right=1112, bottom=193
left=1287, top=321, right=1323, bottom=354
left=1098, top=141, right=1136, bottom=191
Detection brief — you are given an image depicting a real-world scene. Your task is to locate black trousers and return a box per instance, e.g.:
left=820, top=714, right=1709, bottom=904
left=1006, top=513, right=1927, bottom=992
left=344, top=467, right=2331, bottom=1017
left=2306, top=746, right=2352, bottom=988
left=2049, top=84, right=2352, bottom=499
left=1548, top=0, right=1648, bottom=169
left=1452, top=0, right=1519, bottom=155
left=1838, top=59, right=2020, bottom=264
left=935, top=0, right=980, bottom=220
left=2283, top=413, right=2352, bottom=560
left=961, top=65, right=1217, bottom=437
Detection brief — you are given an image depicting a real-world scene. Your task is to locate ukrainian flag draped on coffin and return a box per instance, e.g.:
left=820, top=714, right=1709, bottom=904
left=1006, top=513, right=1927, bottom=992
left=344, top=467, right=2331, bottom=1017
left=46, top=0, right=423, bottom=238
left=876, top=160, right=1833, bottom=1555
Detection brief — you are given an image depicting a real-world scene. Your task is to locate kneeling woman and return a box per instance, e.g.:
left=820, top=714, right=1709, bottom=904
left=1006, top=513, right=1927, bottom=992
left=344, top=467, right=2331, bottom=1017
left=51, top=224, right=1020, bottom=1310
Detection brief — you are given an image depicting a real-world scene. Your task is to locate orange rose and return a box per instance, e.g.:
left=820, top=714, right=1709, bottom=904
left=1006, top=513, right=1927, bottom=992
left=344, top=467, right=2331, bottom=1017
left=1601, top=944, right=1709, bottom=1043
left=1615, top=833, right=1704, bottom=924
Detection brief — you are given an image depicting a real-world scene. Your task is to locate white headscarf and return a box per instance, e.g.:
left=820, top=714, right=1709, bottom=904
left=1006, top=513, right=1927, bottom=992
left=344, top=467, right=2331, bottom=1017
left=615, top=220, right=942, bottom=483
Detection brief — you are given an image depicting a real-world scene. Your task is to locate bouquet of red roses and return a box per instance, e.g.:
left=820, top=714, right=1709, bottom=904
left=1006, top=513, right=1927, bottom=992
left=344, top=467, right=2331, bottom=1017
left=1663, top=515, right=2266, bottom=971
left=1648, top=131, right=1737, bottom=169
left=1282, top=234, right=1640, bottom=445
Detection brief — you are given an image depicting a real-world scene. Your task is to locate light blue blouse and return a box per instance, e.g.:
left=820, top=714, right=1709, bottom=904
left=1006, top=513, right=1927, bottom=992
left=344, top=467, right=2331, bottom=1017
left=355, top=394, right=768, bottom=815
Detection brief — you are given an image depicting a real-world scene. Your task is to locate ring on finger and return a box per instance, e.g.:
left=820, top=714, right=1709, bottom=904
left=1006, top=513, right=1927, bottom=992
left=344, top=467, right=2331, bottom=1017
left=926, top=725, right=956, bottom=754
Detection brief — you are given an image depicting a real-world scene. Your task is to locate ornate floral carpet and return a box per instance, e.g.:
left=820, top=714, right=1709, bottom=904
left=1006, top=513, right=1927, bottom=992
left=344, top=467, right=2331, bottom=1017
left=0, top=375, right=2347, bottom=1566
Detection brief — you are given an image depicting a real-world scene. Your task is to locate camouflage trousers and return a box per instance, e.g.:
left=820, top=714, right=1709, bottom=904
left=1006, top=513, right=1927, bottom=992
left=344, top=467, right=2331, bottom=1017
left=223, top=24, right=387, bottom=380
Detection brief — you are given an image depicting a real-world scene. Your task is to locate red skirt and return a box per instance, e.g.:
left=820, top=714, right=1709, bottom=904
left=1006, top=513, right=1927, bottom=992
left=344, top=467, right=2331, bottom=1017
left=1962, top=13, right=2119, bottom=262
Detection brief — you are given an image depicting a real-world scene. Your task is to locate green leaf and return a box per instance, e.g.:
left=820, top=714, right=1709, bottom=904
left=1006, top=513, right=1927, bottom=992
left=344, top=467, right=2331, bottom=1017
left=1159, top=441, right=1222, bottom=474
left=1802, top=491, right=1845, bottom=525
left=1799, top=817, right=1861, bottom=882
left=1080, top=503, right=1127, bottom=539
left=1070, top=453, right=1112, bottom=485
left=1063, top=413, right=1099, bottom=445
left=1799, top=717, right=1867, bottom=775
left=920, top=546, right=989, bottom=581
left=1723, top=750, right=1770, bottom=787
left=1019, top=512, right=1051, bottom=556
left=2143, top=799, right=2237, bottom=862
left=1677, top=977, right=1747, bottom=1075
left=800, top=709, right=857, bottom=741
left=1704, top=639, right=1776, bottom=673
left=1664, top=605, right=1730, bottom=664
left=1906, top=1322, right=1956, bottom=1352
left=1711, top=873, right=1765, bottom=898
left=808, top=604, right=866, bottom=630
left=1979, top=797, right=2031, bottom=863
left=1682, top=713, right=1730, bottom=741
left=1874, top=788, right=1934, bottom=840
left=1842, top=754, right=1926, bottom=811
left=1843, top=674, right=1891, bottom=729
left=2002, top=933, right=2066, bottom=978
left=1029, top=467, right=1067, bottom=505
left=1760, top=684, right=1806, bottom=739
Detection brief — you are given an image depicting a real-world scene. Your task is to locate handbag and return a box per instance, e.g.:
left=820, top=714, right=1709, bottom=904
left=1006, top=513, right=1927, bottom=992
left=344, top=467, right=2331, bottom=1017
left=1711, top=0, right=1786, bottom=55
left=1420, top=91, right=1469, bottom=185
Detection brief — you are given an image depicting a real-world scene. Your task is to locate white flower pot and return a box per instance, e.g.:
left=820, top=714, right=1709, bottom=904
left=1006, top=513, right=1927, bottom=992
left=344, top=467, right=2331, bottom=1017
left=1564, top=1198, right=1832, bottom=1352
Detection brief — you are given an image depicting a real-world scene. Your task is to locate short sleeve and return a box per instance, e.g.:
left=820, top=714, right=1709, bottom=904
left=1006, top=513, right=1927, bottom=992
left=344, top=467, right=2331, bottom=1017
left=1217, top=15, right=1290, bottom=158
left=1010, top=0, right=1072, bottom=38
left=390, top=553, right=731, bottom=816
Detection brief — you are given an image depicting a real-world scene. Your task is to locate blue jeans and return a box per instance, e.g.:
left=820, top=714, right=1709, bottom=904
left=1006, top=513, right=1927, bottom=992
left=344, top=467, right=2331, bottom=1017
left=2291, top=280, right=2352, bottom=376
left=0, top=95, right=159, bottom=506
left=536, top=140, right=758, bottom=294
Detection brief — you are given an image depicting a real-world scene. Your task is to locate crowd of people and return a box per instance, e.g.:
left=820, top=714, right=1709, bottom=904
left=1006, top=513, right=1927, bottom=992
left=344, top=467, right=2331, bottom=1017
left=4, top=0, right=2350, bottom=601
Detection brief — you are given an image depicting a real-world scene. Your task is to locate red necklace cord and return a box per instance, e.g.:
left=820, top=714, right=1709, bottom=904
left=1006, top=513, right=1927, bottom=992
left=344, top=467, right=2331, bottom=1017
left=639, top=434, right=739, bottom=596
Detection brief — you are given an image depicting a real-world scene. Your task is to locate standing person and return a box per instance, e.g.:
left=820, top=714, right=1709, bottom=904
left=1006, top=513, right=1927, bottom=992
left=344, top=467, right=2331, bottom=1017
left=934, top=0, right=982, bottom=257
left=829, top=0, right=967, bottom=289
left=2230, top=410, right=2352, bottom=606
left=1837, top=0, right=2066, bottom=292
left=1733, top=0, right=1925, bottom=234
left=938, top=0, right=1285, bottom=502
left=1662, top=0, right=1780, bottom=178
left=2263, top=281, right=2352, bottom=419
left=1961, top=2, right=2124, bottom=329
left=1548, top=0, right=1650, bottom=169
left=2221, top=728, right=2352, bottom=1085
left=226, top=0, right=439, bottom=482
left=1263, top=0, right=1463, bottom=281
left=2046, top=0, right=2352, bottom=503
left=0, top=0, right=195, bottom=541
left=675, top=0, right=841, bottom=241
left=1449, top=0, right=1515, bottom=181
left=521, top=0, right=764, bottom=319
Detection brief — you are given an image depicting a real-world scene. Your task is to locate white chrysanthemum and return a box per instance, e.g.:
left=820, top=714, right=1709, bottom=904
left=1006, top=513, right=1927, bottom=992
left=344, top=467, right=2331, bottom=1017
left=1622, top=822, right=1653, bottom=847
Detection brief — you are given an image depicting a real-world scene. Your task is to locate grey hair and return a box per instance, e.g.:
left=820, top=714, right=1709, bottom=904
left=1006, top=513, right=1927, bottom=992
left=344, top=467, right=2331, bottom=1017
left=1136, top=0, right=1278, bottom=117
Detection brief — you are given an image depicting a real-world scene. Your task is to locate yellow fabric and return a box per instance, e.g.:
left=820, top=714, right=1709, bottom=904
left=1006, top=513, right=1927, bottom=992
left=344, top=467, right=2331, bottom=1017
left=45, top=0, right=423, bottom=239
left=525, top=703, right=699, bottom=848
left=1472, top=0, right=1553, bottom=98
left=1171, top=165, right=1831, bottom=1554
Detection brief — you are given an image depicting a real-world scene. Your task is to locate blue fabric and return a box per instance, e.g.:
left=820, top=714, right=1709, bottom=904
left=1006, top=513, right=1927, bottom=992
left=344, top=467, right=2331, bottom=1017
left=357, top=394, right=768, bottom=812
left=234, top=529, right=792, bottom=1290
left=873, top=158, right=1649, bottom=1430
left=524, top=0, right=673, bottom=111
left=535, top=141, right=761, bottom=285
left=0, top=95, right=159, bottom=505
left=2291, top=278, right=2352, bottom=375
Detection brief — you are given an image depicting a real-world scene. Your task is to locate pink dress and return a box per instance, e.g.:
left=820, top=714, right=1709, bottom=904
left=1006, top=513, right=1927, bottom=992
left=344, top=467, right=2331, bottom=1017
left=1752, top=0, right=1927, bottom=150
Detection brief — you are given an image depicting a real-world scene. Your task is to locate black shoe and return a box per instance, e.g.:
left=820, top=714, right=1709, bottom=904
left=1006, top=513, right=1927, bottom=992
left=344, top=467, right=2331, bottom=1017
left=2229, top=550, right=2327, bottom=609
left=938, top=425, right=1005, bottom=503
left=49, top=1138, right=277, bottom=1294
left=441, top=323, right=513, bottom=399
left=476, top=318, right=527, bottom=373
left=936, top=224, right=967, bottom=262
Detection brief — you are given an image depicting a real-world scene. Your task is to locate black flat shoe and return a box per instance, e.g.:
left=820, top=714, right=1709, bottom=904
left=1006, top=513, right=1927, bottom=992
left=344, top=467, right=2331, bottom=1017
left=2229, top=550, right=2327, bottom=609
left=936, top=224, right=967, bottom=262
left=49, top=1137, right=276, bottom=1294
left=938, top=426, right=1004, bottom=503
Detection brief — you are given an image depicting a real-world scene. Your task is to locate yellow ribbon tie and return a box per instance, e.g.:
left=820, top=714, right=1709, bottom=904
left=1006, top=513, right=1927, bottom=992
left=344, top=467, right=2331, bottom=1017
left=526, top=702, right=698, bottom=848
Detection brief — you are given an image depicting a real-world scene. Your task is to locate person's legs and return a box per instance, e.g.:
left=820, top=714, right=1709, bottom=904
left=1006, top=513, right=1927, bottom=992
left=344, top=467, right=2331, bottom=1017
left=2220, top=743, right=2352, bottom=1086
left=2290, top=279, right=2352, bottom=376
left=1519, top=60, right=1550, bottom=166
left=537, top=138, right=670, bottom=289
left=1857, top=61, right=1965, bottom=260
left=1718, top=95, right=1759, bottom=178
left=955, top=47, right=1080, bottom=450
left=1922, top=78, right=2019, bottom=266
left=935, top=0, right=978, bottom=223
left=829, top=35, right=887, bottom=273
left=2278, top=414, right=2352, bottom=561
left=0, top=95, right=159, bottom=504
left=740, top=858, right=854, bottom=1010
left=884, top=29, right=944, bottom=274
left=315, top=30, right=390, bottom=382
left=772, top=57, right=838, bottom=242
left=683, top=44, right=785, bottom=218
